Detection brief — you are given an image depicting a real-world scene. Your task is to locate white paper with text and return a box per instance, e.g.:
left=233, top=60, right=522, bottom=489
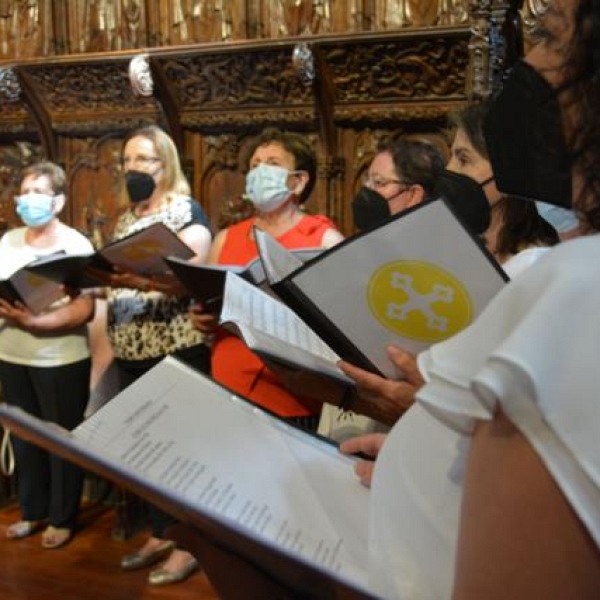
left=220, top=272, right=350, bottom=382
left=73, top=358, right=368, bottom=587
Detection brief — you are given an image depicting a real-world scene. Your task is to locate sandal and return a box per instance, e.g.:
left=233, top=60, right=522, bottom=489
left=6, top=520, right=42, bottom=540
left=41, top=526, right=72, bottom=549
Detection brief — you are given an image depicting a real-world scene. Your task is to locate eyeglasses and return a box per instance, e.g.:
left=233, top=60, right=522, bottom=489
left=363, top=175, right=404, bottom=190
left=121, top=155, right=162, bottom=169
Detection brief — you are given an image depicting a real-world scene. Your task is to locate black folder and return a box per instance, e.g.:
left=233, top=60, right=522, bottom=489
left=165, top=247, right=324, bottom=308
left=0, top=267, right=65, bottom=313
left=26, top=222, right=195, bottom=288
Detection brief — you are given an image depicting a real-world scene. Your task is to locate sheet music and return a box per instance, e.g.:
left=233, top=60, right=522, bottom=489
left=73, top=358, right=368, bottom=587
left=233, top=325, right=352, bottom=384
left=220, top=272, right=341, bottom=365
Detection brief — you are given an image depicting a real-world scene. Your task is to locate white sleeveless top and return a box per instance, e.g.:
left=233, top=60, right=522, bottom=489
left=369, top=235, right=600, bottom=599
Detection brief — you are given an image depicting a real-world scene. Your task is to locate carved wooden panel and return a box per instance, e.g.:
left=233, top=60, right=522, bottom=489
left=155, top=46, right=315, bottom=133
left=0, top=0, right=54, bottom=59
left=0, top=2, right=540, bottom=237
left=324, top=31, right=470, bottom=125
left=0, top=1, right=544, bottom=62
left=62, top=135, right=123, bottom=246
left=0, top=99, right=37, bottom=136
left=17, top=60, right=160, bottom=136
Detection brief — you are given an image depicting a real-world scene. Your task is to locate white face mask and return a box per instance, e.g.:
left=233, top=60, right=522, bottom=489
left=535, top=201, right=579, bottom=234
left=245, top=164, right=297, bottom=213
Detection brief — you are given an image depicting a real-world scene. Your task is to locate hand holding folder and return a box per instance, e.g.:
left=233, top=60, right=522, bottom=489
left=26, top=222, right=195, bottom=289
left=164, top=247, right=324, bottom=309
left=255, top=198, right=508, bottom=379
left=0, top=251, right=65, bottom=313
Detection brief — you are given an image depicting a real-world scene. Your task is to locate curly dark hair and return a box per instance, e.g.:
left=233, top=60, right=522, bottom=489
left=560, top=0, right=600, bottom=231
left=242, top=128, right=317, bottom=204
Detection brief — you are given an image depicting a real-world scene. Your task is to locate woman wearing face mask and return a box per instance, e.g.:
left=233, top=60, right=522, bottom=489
left=351, top=137, right=446, bottom=232
left=448, top=101, right=560, bottom=277
left=337, top=112, right=564, bottom=476
left=181, top=2, right=600, bottom=597
left=0, top=162, right=95, bottom=549
left=190, top=127, right=343, bottom=430
left=336, top=106, right=562, bottom=433
left=346, top=1, right=600, bottom=597
left=101, top=125, right=212, bottom=586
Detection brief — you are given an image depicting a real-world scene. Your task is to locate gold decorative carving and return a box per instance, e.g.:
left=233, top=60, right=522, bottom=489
left=438, top=1, right=470, bottom=25
left=404, top=1, right=439, bottom=27
left=122, top=0, right=143, bottom=48
left=522, top=0, right=549, bottom=34
left=0, top=1, right=546, bottom=59
left=54, top=116, right=158, bottom=135
left=0, top=0, right=50, bottom=58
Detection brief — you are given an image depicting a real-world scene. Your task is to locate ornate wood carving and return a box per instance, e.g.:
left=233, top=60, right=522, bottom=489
left=323, top=31, right=470, bottom=107
left=17, top=61, right=158, bottom=134
left=0, top=3, right=546, bottom=237
left=65, top=134, right=123, bottom=245
left=157, top=48, right=313, bottom=117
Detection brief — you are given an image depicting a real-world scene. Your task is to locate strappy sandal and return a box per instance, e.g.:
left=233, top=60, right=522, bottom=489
left=41, top=525, right=72, bottom=549
left=6, top=520, right=42, bottom=540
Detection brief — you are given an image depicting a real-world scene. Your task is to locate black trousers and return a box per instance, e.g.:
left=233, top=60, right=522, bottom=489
left=0, top=357, right=91, bottom=528
left=115, top=343, right=211, bottom=538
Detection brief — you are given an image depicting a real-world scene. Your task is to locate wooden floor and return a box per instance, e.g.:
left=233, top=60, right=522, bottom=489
left=0, top=501, right=219, bottom=600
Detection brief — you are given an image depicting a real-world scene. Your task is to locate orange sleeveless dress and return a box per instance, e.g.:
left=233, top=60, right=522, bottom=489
left=212, top=215, right=338, bottom=417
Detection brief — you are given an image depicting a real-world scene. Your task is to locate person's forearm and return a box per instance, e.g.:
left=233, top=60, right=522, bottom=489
left=26, top=297, right=95, bottom=333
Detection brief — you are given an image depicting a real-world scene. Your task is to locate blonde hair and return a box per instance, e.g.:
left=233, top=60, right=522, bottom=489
left=120, top=125, right=190, bottom=206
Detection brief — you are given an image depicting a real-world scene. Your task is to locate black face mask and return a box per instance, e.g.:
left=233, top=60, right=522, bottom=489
left=125, top=170, right=156, bottom=204
left=483, top=60, right=572, bottom=208
left=352, top=187, right=391, bottom=231
left=431, top=170, right=491, bottom=235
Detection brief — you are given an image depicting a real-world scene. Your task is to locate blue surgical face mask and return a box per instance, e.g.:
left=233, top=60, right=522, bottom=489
left=535, top=201, right=579, bottom=234
left=245, top=163, right=296, bottom=213
left=15, top=192, right=56, bottom=227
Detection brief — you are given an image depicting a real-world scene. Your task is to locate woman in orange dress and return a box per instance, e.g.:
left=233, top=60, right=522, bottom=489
left=190, top=128, right=343, bottom=430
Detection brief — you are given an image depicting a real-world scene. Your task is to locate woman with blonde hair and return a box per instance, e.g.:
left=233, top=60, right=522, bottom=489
left=101, top=125, right=212, bottom=586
